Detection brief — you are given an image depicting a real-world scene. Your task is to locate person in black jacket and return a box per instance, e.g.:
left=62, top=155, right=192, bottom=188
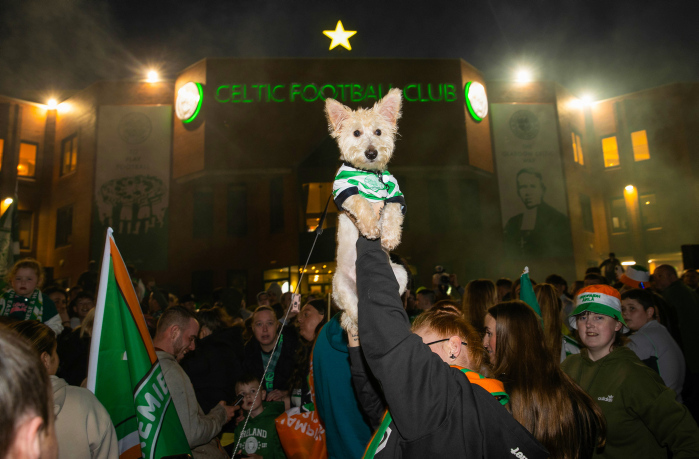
left=352, top=236, right=548, bottom=458
left=180, top=307, right=245, bottom=413
left=242, top=306, right=299, bottom=403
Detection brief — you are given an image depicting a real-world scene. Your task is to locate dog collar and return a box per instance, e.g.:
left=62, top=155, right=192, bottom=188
left=342, top=161, right=385, bottom=175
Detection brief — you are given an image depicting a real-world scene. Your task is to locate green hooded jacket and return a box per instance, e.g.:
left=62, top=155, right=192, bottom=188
left=562, top=346, right=699, bottom=458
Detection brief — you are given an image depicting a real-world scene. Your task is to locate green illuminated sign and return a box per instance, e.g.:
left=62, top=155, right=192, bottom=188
left=214, top=83, right=459, bottom=104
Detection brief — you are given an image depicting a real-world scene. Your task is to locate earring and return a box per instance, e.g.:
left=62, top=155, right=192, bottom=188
left=450, top=354, right=456, bottom=359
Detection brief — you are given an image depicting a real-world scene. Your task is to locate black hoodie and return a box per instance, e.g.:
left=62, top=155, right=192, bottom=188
left=355, top=237, right=548, bottom=458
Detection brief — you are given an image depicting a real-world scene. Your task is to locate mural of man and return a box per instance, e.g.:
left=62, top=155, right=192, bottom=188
left=504, top=168, right=572, bottom=258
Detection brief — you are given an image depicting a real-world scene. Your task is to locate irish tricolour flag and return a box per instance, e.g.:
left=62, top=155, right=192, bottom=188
left=87, top=228, right=190, bottom=458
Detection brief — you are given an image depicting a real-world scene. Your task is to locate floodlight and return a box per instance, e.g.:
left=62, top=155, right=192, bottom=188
left=146, top=70, right=159, bottom=83
left=515, top=69, right=532, bottom=83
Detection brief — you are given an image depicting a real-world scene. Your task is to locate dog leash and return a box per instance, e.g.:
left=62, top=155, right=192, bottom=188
left=232, top=194, right=333, bottom=457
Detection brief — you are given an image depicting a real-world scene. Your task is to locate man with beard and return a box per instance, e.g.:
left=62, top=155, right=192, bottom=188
left=153, top=306, right=238, bottom=459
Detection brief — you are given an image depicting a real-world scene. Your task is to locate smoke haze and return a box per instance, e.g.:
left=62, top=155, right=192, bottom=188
left=0, top=0, right=696, bottom=101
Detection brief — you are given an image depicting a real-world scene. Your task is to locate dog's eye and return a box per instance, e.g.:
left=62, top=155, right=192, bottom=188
left=353, top=130, right=361, bottom=137
left=375, top=129, right=381, bottom=136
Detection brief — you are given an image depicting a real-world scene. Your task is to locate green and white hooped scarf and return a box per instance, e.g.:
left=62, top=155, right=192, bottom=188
left=262, top=334, right=284, bottom=392
left=0, top=289, right=44, bottom=321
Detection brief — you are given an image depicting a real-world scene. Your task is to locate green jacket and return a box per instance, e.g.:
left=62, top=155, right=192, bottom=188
left=562, top=347, right=699, bottom=459
left=233, top=401, right=286, bottom=458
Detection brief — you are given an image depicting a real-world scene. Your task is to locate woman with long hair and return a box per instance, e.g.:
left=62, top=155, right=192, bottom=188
left=9, top=320, right=118, bottom=458
left=534, top=283, right=580, bottom=362
left=484, top=300, right=606, bottom=458
left=286, top=299, right=328, bottom=408
left=461, top=279, right=497, bottom=332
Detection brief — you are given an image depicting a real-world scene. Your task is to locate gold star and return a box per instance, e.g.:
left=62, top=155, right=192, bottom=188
left=323, top=20, right=357, bottom=51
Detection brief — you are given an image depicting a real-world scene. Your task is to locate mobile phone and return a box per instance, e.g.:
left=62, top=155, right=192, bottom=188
left=290, top=293, right=301, bottom=314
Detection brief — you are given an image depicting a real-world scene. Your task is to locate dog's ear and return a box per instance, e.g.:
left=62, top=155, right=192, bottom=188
left=375, top=88, right=402, bottom=126
left=325, top=98, right=351, bottom=135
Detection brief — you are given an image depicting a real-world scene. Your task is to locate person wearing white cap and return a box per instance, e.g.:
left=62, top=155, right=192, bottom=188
left=562, top=285, right=699, bottom=458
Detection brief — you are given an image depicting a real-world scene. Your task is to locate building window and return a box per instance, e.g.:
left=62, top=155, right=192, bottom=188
left=18, top=210, right=33, bottom=250
left=192, top=191, right=213, bottom=238
left=303, top=183, right=337, bottom=232
left=579, top=194, right=594, bottom=233
left=270, top=177, right=284, bottom=234
left=0, top=138, right=4, bottom=171
left=18, top=142, right=37, bottom=177
left=571, top=132, right=584, bottom=165
left=631, top=130, right=650, bottom=162
left=640, top=193, right=661, bottom=229
left=610, top=197, right=628, bottom=233
left=227, top=184, right=247, bottom=236
left=60, top=135, right=78, bottom=176
left=601, top=136, right=620, bottom=168
left=55, top=205, right=73, bottom=247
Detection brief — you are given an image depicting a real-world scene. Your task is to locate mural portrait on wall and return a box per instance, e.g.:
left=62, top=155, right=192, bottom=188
left=503, top=168, right=572, bottom=258
left=491, top=105, right=573, bottom=260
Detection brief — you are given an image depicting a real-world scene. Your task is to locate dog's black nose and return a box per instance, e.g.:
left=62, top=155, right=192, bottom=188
left=365, top=149, right=378, bottom=160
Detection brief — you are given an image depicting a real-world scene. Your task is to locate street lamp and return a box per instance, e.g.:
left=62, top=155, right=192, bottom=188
left=515, top=68, right=532, bottom=83
left=47, top=99, right=58, bottom=109
left=146, top=70, right=159, bottom=83
left=581, top=94, right=594, bottom=105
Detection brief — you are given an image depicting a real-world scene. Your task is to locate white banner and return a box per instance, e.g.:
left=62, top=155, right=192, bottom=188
left=93, top=106, right=172, bottom=270
left=491, top=104, right=572, bottom=259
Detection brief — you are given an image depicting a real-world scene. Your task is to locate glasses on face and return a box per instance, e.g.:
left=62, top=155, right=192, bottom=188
left=425, top=338, right=467, bottom=346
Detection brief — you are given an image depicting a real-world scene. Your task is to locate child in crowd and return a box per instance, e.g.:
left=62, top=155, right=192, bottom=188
left=232, top=374, right=286, bottom=459
left=0, top=258, right=62, bottom=334
left=621, top=288, right=686, bottom=402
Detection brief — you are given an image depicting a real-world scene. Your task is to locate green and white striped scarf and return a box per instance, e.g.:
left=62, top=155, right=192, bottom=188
left=0, top=288, right=44, bottom=321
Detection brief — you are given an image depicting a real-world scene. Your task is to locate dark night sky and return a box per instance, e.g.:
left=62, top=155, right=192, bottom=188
left=0, top=0, right=697, bottom=103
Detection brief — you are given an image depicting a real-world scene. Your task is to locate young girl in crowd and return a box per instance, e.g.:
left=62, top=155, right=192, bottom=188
left=242, top=305, right=298, bottom=404
left=0, top=259, right=62, bottom=334
left=484, top=300, right=606, bottom=459
left=562, top=285, right=699, bottom=458
left=9, top=320, right=118, bottom=458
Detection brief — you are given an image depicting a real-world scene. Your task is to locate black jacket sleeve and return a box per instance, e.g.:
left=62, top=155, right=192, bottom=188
left=348, top=346, right=386, bottom=430
left=356, top=237, right=464, bottom=441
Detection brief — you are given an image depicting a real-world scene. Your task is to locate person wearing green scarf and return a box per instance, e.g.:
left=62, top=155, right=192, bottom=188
left=0, top=259, right=62, bottom=334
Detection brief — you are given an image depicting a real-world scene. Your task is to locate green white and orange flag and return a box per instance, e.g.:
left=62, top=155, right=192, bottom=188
left=87, top=228, right=190, bottom=459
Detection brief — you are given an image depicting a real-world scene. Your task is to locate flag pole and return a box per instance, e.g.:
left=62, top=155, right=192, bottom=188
left=86, top=227, right=113, bottom=393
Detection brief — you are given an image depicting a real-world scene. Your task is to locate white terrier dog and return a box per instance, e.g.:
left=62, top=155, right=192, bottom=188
left=325, top=88, right=409, bottom=332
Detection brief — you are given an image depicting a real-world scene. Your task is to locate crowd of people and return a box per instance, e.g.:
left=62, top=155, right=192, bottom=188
left=2, top=247, right=699, bottom=458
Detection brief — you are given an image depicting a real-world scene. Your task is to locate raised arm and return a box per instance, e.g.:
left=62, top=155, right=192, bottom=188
left=355, top=237, right=462, bottom=440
